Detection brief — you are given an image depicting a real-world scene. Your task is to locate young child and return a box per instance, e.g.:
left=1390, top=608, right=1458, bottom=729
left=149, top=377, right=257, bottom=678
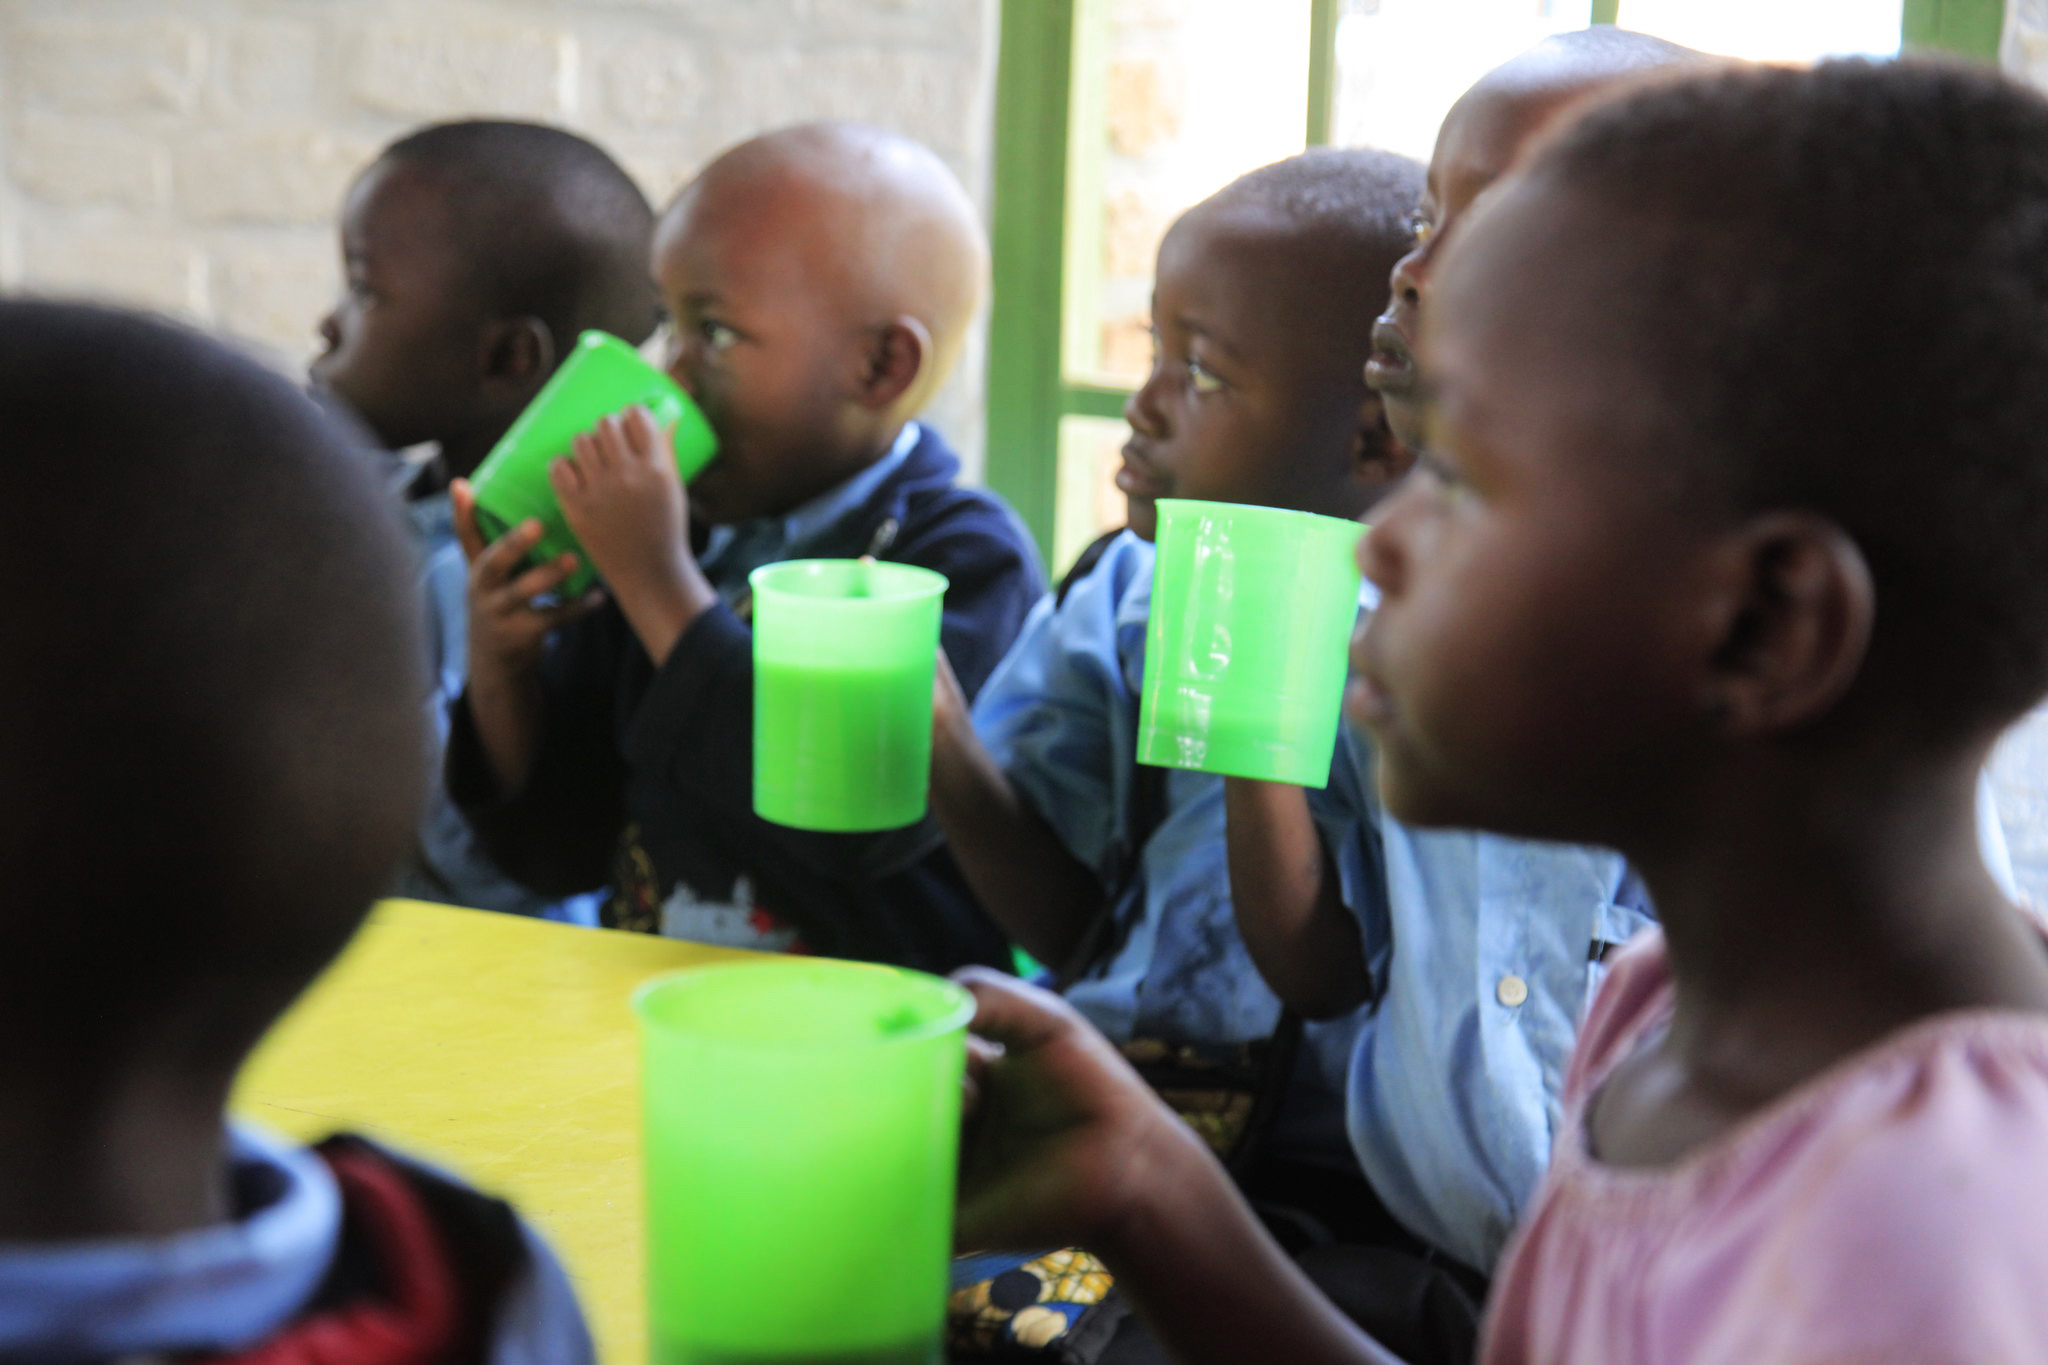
left=445, top=121, right=1044, bottom=971
left=1230, top=31, right=2016, bottom=1313
left=930, top=149, right=1423, bottom=1194
left=1218, top=28, right=1698, bottom=1310
left=312, top=119, right=659, bottom=921
left=952, top=56, right=2048, bottom=1364
left=0, top=300, right=592, bottom=1361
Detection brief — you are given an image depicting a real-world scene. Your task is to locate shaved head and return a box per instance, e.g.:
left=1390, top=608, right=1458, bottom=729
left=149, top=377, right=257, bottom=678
left=653, top=123, right=991, bottom=523
left=1448, top=28, right=1708, bottom=196
left=669, top=122, right=987, bottom=413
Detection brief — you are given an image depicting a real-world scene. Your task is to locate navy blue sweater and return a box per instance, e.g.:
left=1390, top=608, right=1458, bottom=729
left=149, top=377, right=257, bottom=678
left=447, top=426, right=1045, bottom=972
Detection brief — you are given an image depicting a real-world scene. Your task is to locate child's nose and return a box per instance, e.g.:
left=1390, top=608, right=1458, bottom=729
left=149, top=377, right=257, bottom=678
left=1124, top=368, right=1169, bottom=439
left=1390, top=243, right=1427, bottom=307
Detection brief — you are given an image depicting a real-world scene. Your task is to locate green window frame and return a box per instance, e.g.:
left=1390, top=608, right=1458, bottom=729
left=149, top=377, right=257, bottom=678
left=986, top=0, right=2005, bottom=568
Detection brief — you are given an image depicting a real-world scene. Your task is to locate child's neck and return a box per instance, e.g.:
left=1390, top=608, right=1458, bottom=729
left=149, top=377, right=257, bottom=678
left=1603, top=744, right=2048, bottom=1166
left=0, top=1062, right=235, bottom=1240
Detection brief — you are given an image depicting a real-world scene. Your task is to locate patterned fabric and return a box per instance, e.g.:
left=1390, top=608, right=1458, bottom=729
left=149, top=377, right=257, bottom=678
left=949, top=1249, right=1120, bottom=1360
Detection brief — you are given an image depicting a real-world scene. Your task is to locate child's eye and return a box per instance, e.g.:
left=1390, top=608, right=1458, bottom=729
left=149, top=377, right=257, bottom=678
left=1187, top=356, right=1224, bottom=395
left=699, top=319, right=739, bottom=352
left=346, top=277, right=375, bottom=305
left=1407, top=211, right=1435, bottom=247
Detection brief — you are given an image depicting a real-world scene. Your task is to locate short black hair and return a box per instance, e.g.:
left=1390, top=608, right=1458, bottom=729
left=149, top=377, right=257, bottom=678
left=1216, top=146, right=1426, bottom=296
left=381, top=119, right=660, bottom=348
left=0, top=301, right=424, bottom=1072
left=1523, top=59, right=2048, bottom=730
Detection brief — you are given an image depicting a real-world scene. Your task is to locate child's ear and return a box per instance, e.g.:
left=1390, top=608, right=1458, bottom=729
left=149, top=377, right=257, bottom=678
left=478, top=316, right=556, bottom=404
left=1354, top=391, right=1418, bottom=492
left=1702, top=512, right=1874, bottom=738
left=854, top=317, right=930, bottom=412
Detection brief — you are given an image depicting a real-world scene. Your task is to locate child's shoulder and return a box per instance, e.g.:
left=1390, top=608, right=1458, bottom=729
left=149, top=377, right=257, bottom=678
left=1704, top=1011, right=2048, bottom=1358
left=884, top=425, right=1043, bottom=573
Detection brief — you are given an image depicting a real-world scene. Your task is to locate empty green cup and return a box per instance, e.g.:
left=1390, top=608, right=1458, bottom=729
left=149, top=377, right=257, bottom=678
left=468, top=329, right=718, bottom=595
left=1137, top=499, right=1365, bottom=787
left=635, top=960, right=974, bottom=1365
left=751, top=559, right=949, bottom=832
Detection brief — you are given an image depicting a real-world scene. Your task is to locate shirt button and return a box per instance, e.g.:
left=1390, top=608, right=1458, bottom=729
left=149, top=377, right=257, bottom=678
left=1496, top=974, right=1529, bottom=1008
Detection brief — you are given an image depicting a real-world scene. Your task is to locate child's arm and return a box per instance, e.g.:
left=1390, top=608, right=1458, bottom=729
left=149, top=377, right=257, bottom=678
left=931, top=651, right=1108, bottom=969
left=957, top=970, right=1408, bottom=1365
left=1223, top=778, right=1373, bottom=1019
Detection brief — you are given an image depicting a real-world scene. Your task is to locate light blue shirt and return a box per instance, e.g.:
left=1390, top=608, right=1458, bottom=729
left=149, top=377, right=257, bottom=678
left=0, top=1124, right=590, bottom=1363
left=973, top=531, right=1355, bottom=1162
left=1315, top=720, right=1653, bottom=1272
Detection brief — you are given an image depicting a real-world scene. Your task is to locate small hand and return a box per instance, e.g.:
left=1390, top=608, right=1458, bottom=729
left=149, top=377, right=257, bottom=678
left=451, top=478, right=606, bottom=678
left=551, top=406, right=695, bottom=604
left=953, top=968, right=1186, bottom=1254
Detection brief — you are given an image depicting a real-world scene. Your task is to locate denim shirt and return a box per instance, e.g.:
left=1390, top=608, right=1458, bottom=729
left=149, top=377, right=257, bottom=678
left=973, top=531, right=1358, bottom=1162
left=1313, top=719, right=1653, bottom=1272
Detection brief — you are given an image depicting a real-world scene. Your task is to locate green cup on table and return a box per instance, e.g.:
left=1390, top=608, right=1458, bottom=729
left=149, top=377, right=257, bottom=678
left=1137, top=498, right=1366, bottom=788
left=750, top=558, right=949, bottom=833
left=634, top=959, right=974, bottom=1365
left=467, top=329, right=718, bottom=595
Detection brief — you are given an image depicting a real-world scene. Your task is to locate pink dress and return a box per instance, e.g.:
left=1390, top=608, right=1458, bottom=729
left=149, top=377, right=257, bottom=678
left=1481, top=928, right=2048, bottom=1365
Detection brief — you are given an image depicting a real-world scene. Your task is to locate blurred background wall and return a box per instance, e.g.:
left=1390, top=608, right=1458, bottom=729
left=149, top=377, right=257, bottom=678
left=0, top=0, right=999, bottom=468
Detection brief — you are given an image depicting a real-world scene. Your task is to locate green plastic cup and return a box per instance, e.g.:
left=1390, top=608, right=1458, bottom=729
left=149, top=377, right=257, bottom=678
left=751, top=559, right=949, bottom=832
left=468, top=329, right=718, bottom=595
left=1137, top=499, right=1365, bottom=787
left=635, top=959, right=974, bottom=1365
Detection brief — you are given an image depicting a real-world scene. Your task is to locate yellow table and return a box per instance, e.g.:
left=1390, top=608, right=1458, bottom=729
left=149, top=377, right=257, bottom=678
left=234, top=898, right=764, bottom=1363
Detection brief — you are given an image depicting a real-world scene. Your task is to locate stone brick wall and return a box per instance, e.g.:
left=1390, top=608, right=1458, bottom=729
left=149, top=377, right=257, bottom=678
left=0, top=0, right=999, bottom=468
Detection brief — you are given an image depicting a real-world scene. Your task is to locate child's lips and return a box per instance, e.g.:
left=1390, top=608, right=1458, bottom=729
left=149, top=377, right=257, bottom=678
left=1366, top=317, right=1417, bottom=395
left=1116, top=446, right=1171, bottom=500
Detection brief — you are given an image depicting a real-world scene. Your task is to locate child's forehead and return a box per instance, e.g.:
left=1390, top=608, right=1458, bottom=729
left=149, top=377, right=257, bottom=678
left=1433, top=82, right=1586, bottom=210
left=344, top=159, right=462, bottom=248
left=654, top=173, right=848, bottom=302
left=1159, top=201, right=1390, bottom=333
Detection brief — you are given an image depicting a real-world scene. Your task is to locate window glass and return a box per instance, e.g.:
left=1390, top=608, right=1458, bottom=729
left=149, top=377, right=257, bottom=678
left=1615, top=0, right=1902, bottom=60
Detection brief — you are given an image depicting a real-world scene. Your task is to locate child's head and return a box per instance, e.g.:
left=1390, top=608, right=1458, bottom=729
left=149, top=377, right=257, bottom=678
left=1353, top=60, right=2048, bottom=850
left=312, top=120, right=658, bottom=477
left=2, top=301, right=423, bottom=1109
left=652, top=121, right=988, bottom=526
left=1119, top=147, right=1424, bottom=541
left=1368, top=27, right=1702, bottom=450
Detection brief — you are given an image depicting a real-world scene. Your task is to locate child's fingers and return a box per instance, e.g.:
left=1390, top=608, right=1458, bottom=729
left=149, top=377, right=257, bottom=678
left=626, top=405, right=666, bottom=463
left=500, top=552, right=583, bottom=606
left=954, top=967, right=1079, bottom=1055
left=549, top=454, right=585, bottom=498
left=595, top=415, right=631, bottom=470
left=471, top=518, right=546, bottom=587
left=963, top=1034, right=1006, bottom=1118
left=450, top=478, right=487, bottom=562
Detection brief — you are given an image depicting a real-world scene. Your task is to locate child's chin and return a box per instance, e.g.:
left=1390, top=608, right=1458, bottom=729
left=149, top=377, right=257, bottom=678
left=1374, top=760, right=1478, bottom=833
